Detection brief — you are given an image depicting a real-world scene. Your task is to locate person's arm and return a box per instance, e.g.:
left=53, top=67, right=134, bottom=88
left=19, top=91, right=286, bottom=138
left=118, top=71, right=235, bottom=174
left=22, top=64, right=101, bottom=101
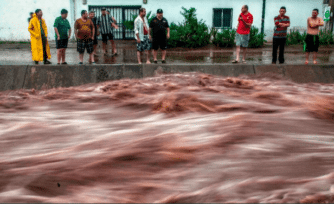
left=275, top=17, right=280, bottom=27
left=318, top=18, right=325, bottom=27
left=74, top=21, right=78, bottom=39
left=68, top=28, right=72, bottom=39
left=54, top=28, right=60, bottom=40
left=166, top=20, right=170, bottom=39
left=134, top=18, right=140, bottom=43
left=307, top=17, right=315, bottom=28
left=241, top=15, right=253, bottom=27
left=112, top=16, right=117, bottom=24
left=28, top=19, right=40, bottom=38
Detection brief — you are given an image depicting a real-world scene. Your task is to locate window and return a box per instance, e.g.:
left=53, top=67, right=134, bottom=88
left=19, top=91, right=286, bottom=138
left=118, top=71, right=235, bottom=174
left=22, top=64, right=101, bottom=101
left=213, top=8, right=233, bottom=29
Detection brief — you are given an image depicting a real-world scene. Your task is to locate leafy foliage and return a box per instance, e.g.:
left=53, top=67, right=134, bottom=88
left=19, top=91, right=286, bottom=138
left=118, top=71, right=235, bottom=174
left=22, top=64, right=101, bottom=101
left=167, top=7, right=211, bottom=48
left=123, top=11, right=155, bottom=30
left=286, top=30, right=307, bottom=45
left=211, top=28, right=236, bottom=48
left=319, top=29, right=334, bottom=45
left=248, top=26, right=267, bottom=48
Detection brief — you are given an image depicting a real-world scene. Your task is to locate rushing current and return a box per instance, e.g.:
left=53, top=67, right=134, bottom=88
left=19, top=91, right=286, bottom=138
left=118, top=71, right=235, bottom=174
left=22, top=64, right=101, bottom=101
left=0, top=72, right=334, bottom=203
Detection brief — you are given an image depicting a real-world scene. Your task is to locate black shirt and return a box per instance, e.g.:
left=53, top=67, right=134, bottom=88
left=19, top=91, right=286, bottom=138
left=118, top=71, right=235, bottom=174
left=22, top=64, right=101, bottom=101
left=90, top=17, right=98, bottom=35
left=149, top=17, right=169, bottom=37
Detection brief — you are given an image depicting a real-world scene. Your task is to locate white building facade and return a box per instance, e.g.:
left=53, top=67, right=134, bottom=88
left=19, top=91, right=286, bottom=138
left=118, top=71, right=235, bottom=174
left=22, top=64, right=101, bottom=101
left=0, top=0, right=326, bottom=42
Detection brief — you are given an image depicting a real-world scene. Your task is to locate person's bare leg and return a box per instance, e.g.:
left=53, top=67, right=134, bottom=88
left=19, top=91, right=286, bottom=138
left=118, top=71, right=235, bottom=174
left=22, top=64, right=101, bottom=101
left=235, top=46, right=241, bottom=62
left=242, top=47, right=247, bottom=61
left=93, top=45, right=97, bottom=55
left=137, top=51, right=142, bottom=64
left=313, top=52, right=318, bottom=64
left=57, top=49, right=61, bottom=64
left=90, top=52, right=95, bottom=63
left=146, top=50, right=151, bottom=64
left=111, top=40, right=117, bottom=54
left=162, top=50, right=167, bottom=61
left=79, top=53, right=84, bottom=63
left=153, top=50, right=158, bottom=61
left=62, top=49, right=66, bottom=63
left=305, top=52, right=310, bottom=64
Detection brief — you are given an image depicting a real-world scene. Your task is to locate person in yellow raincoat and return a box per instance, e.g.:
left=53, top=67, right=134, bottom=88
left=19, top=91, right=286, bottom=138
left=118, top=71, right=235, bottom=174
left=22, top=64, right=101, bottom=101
left=28, top=9, right=52, bottom=64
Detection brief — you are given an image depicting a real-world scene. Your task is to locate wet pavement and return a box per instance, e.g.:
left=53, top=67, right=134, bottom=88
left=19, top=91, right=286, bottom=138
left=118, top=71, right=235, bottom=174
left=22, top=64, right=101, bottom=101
left=1, top=41, right=334, bottom=65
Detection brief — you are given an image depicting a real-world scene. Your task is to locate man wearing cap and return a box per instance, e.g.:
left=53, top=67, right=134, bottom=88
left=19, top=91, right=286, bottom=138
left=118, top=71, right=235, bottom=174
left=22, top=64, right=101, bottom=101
left=134, top=8, right=151, bottom=64
left=149, top=9, right=170, bottom=64
left=28, top=9, right=52, bottom=65
left=54, top=9, right=71, bottom=65
left=97, top=7, right=119, bottom=55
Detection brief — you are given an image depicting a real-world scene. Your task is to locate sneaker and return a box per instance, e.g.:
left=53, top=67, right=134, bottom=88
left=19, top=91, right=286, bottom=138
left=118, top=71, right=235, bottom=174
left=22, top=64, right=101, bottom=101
left=34, top=61, right=39, bottom=65
left=44, top=60, right=51, bottom=64
left=162, top=60, right=166, bottom=64
left=61, top=62, right=68, bottom=65
left=79, top=62, right=83, bottom=65
left=154, top=60, right=158, bottom=64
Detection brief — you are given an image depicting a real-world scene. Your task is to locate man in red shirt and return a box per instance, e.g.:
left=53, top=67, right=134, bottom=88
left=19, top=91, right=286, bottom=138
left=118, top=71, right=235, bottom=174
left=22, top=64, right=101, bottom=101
left=232, top=5, right=253, bottom=63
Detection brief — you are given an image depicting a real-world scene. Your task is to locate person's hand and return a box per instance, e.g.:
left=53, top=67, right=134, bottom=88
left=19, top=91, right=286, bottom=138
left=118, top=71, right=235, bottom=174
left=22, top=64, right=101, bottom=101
left=239, top=15, right=243, bottom=20
left=137, top=39, right=141, bottom=44
left=68, top=36, right=71, bottom=39
left=167, top=33, right=170, bottom=39
left=57, top=36, right=60, bottom=40
left=115, top=25, right=119, bottom=29
left=149, top=35, right=152, bottom=41
left=92, top=36, right=94, bottom=40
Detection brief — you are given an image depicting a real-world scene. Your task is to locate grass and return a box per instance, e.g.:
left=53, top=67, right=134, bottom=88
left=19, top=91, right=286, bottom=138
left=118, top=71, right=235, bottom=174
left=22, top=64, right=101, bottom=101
left=0, top=41, right=30, bottom=44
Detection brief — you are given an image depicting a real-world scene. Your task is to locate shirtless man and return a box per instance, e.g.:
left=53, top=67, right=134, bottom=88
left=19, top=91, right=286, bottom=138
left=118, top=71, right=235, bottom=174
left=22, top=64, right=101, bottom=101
left=305, top=9, right=324, bottom=64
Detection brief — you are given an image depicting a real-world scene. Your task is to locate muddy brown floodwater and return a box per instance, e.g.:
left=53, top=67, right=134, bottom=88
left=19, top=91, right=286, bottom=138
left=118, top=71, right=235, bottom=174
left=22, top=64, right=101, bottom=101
left=0, top=72, right=334, bottom=203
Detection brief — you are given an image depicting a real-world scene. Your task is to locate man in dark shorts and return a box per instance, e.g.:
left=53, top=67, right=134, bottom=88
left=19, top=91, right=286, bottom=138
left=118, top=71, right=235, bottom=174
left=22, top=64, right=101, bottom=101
left=89, top=10, right=99, bottom=56
left=305, top=9, right=324, bottom=64
left=97, top=7, right=119, bottom=55
left=74, top=10, right=95, bottom=64
left=149, top=9, right=170, bottom=64
left=272, top=6, right=290, bottom=64
left=54, top=9, right=71, bottom=65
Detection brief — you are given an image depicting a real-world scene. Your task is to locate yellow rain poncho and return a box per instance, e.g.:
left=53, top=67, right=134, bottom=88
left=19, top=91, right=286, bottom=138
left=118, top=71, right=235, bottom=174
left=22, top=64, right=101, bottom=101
left=28, top=14, right=51, bottom=61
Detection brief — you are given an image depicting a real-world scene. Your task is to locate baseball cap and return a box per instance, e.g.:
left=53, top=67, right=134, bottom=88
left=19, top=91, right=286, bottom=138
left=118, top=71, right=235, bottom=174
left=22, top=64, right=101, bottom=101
left=157, top=9, right=163, bottom=13
left=101, top=7, right=106, bottom=11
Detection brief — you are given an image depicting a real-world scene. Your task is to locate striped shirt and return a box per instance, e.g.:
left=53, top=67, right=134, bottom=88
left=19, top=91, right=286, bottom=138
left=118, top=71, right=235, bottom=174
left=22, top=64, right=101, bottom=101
left=274, top=15, right=290, bottom=38
left=97, top=14, right=114, bottom=34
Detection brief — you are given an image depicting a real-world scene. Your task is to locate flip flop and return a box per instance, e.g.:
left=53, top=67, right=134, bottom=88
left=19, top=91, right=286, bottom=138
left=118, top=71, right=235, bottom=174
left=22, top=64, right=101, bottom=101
left=242, top=60, right=246, bottom=64
left=305, top=61, right=309, bottom=65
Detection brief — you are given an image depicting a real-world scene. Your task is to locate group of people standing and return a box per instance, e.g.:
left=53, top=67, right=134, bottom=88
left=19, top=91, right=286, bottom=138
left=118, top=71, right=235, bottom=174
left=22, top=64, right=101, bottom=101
left=27, top=5, right=324, bottom=65
left=231, top=5, right=324, bottom=65
left=28, top=8, right=120, bottom=65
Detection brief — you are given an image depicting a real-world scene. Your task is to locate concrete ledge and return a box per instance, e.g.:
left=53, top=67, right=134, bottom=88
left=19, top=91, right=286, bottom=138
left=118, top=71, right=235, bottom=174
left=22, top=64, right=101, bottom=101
left=0, top=64, right=333, bottom=91
left=0, top=65, right=27, bottom=91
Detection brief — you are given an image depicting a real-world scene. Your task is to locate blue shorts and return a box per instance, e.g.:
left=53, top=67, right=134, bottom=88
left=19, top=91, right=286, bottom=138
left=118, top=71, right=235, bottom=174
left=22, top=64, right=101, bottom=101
left=236, top=33, right=250, bottom=48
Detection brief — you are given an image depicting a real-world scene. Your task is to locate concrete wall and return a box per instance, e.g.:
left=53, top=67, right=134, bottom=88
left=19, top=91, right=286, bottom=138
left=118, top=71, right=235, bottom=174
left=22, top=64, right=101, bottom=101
left=0, top=0, right=325, bottom=42
left=1, top=64, right=334, bottom=92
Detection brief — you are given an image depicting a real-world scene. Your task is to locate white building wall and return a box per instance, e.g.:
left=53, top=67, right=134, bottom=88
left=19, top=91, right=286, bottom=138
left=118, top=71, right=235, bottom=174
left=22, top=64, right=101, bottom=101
left=0, top=0, right=73, bottom=41
left=0, top=0, right=326, bottom=42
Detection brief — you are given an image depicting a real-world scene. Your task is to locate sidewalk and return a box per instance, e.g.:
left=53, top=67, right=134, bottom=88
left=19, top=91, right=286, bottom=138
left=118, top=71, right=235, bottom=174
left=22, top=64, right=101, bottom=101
left=1, top=40, right=334, bottom=65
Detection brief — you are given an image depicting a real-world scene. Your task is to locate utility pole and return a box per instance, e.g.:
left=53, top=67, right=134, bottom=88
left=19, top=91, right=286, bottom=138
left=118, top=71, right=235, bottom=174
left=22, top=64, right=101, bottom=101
left=261, top=0, right=266, bottom=34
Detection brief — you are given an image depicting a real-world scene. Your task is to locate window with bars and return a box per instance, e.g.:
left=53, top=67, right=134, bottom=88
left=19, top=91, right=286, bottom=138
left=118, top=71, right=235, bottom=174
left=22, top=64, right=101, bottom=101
left=213, top=8, right=233, bottom=29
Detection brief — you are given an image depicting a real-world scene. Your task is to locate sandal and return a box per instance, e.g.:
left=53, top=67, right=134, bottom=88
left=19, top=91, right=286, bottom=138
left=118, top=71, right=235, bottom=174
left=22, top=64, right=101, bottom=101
left=242, top=60, right=246, bottom=64
left=232, top=60, right=239, bottom=63
left=305, top=61, right=309, bottom=65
